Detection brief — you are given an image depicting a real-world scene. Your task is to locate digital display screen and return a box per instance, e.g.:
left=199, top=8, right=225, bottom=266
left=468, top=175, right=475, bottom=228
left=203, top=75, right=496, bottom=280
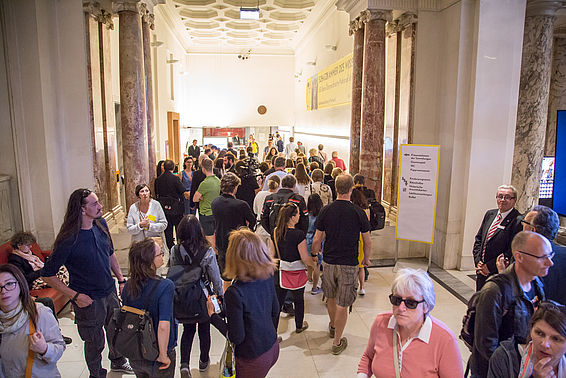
left=554, top=110, right=566, bottom=215
left=540, top=157, right=555, bottom=199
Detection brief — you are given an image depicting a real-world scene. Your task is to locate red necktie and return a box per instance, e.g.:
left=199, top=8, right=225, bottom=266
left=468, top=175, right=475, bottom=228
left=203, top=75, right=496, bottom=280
left=482, top=213, right=502, bottom=261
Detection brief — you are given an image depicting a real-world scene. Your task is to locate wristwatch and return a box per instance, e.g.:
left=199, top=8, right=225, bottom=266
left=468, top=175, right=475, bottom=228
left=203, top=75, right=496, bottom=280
left=118, top=279, right=127, bottom=285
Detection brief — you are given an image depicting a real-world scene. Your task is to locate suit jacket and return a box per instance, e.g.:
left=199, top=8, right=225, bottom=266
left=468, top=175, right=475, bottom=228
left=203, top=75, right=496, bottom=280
left=154, top=171, right=186, bottom=201
left=541, top=242, right=566, bottom=305
left=473, top=208, right=522, bottom=274
left=188, top=144, right=200, bottom=159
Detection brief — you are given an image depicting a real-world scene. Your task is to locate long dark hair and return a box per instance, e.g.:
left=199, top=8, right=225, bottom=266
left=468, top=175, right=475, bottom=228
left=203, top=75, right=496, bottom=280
left=54, top=188, right=92, bottom=249
left=0, top=264, right=38, bottom=327
left=127, top=239, right=158, bottom=298
left=307, top=193, right=323, bottom=217
left=295, top=163, right=311, bottom=185
left=176, top=215, right=209, bottom=257
left=351, top=187, right=369, bottom=209
left=274, top=203, right=298, bottom=244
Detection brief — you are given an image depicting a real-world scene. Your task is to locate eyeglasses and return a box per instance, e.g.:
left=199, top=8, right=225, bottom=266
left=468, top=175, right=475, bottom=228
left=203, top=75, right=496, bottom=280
left=518, top=250, right=555, bottom=260
left=496, top=194, right=516, bottom=201
left=521, top=219, right=535, bottom=227
left=80, top=189, right=92, bottom=202
left=389, top=294, right=425, bottom=309
left=0, top=281, right=18, bottom=293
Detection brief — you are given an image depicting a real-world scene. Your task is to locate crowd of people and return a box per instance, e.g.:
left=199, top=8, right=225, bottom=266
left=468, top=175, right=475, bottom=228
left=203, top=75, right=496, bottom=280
left=1, top=135, right=566, bottom=378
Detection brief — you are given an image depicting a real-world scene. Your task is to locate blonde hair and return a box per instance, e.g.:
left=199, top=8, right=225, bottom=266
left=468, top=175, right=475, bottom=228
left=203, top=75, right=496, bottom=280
left=224, top=228, right=275, bottom=281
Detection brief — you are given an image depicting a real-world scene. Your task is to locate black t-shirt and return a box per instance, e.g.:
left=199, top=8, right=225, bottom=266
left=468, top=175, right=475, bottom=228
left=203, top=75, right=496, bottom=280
left=315, top=200, right=370, bottom=266
left=273, top=228, right=305, bottom=263
left=236, top=176, right=260, bottom=212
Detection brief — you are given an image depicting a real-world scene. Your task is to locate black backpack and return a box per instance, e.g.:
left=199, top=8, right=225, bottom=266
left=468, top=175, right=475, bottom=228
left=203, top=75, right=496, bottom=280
left=460, top=275, right=514, bottom=351
left=108, top=279, right=161, bottom=361
left=166, top=245, right=211, bottom=324
left=268, top=195, right=290, bottom=235
left=368, top=198, right=385, bottom=231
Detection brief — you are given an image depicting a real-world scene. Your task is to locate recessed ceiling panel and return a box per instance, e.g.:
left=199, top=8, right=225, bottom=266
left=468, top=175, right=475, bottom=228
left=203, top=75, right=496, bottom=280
left=226, top=20, right=260, bottom=30
left=179, top=9, right=218, bottom=19
left=185, top=20, right=220, bottom=29
left=270, top=10, right=307, bottom=21
left=173, top=0, right=215, bottom=6
left=273, top=0, right=315, bottom=9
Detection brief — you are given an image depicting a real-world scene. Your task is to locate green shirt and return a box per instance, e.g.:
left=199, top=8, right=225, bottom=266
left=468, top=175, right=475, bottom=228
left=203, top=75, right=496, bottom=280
left=197, top=175, right=220, bottom=216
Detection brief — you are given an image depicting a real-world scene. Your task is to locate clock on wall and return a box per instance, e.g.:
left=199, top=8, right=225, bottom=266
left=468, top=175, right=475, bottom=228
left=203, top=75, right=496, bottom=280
left=257, top=105, right=267, bottom=115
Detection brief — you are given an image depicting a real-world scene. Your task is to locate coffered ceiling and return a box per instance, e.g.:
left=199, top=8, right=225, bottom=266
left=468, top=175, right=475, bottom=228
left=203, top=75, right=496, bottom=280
left=163, top=0, right=326, bottom=53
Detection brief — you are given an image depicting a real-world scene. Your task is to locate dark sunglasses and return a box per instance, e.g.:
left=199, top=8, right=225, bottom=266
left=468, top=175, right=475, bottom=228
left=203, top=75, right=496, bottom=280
left=389, top=294, right=425, bottom=309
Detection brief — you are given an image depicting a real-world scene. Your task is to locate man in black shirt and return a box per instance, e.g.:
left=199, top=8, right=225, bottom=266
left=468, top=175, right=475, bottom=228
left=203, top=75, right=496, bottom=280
left=154, top=159, right=189, bottom=249
left=212, top=172, right=256, bottom=290
left=187, top=139, right=200, bottom=168
left=353, top=174, right=376, bottom=200
left=313, top=174, right=371, bottom=355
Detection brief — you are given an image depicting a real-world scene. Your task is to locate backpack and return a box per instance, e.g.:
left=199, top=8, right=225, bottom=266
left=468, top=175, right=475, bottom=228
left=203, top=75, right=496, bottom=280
left=108, top=279, right=161, bottom=361
left=268, top=195, right=290, bottom=235
left=460, top=274, right=514, bottom=352
left=368, top=198, right=385, bottom=231
left=166, top=245, right=211, bottom=324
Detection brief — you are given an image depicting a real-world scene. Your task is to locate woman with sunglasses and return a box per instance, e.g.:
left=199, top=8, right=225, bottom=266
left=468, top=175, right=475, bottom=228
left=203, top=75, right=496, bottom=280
left=357, top=268, right=463, bottom=377
left=0, top=263, right=65, bottom=377
left=488, top=301, right=566, bottom=378
left=121, top=238, right=177, bottom=377
left=271, top=203, right=315, bottom=334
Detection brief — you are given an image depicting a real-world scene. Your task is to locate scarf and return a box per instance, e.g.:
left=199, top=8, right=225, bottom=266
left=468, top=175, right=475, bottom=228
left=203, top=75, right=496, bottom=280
left=12, top=249, right=43, bottom=271
left=519, top=341, right=566, bottom=378
left=0, top=302, right=29, bottom=334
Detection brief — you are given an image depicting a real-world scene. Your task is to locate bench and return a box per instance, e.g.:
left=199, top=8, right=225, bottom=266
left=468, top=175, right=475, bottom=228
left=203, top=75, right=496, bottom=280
left=0, top=242, right=71, bottom=315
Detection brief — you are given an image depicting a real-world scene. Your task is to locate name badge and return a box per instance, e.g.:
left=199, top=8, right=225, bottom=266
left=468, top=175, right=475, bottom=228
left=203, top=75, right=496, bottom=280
left=147, top=214, right=156, bottom=222
left=497, top=225, right=505, bottom=230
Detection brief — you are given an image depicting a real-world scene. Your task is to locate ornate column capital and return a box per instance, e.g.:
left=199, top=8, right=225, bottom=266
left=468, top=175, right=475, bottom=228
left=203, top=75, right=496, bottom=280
left=139, top=3, right=155, bottom=29
left=398, top=12, right=417, bottom=29
left=349, top=17, right=364, bottom=36
left=360, top=9, right=392, bottom=24
left=83, top=1, right=115, bottom=29
left=525, top=0, right=566, bottom=17
left=385, top=20, right=401, bottom=36
left=113, top=0, right=140, bottom=13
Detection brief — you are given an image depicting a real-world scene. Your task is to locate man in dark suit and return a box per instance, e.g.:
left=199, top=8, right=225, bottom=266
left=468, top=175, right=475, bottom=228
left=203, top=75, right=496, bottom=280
left=523, top=205, right=566, bottom=304
left=154, top=159, right=189, bottom=249
left=473, top=185, right=522, bottom=290
left=187, top=139, right=200, bottom=168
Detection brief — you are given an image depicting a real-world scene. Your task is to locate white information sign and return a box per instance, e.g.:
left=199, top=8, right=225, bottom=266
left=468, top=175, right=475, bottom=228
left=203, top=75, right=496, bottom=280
left=395, top=144, right=440, bottom=244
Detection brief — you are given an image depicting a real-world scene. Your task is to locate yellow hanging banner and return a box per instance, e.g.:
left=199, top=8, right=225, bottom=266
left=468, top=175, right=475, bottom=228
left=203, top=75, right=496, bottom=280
left=306, top=53, right=353, bottom=110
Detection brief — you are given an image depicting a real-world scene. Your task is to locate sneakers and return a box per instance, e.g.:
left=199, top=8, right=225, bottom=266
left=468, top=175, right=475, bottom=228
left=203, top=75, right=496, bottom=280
left=359, top=288, right=366, bottom=296
left=296, top=321, right=309, bottom=333
left=282, top=303, right=295, bottom=316
left=180, top=367, right=191, bottom=378
left=332, top=337, right=348, bottom=355
left=110, top=361, right=134, bottom=374
left=311, top=287, right=322, bottom=295
left=328, top=323, right=335, bottom=339
left=199, top=358, right=210, bottom=372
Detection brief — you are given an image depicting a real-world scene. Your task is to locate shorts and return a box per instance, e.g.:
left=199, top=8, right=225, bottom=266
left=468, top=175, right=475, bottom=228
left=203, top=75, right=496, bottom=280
left=321, top=262, right=358, bottom=307
left=200, top=214, right=215, bottom=236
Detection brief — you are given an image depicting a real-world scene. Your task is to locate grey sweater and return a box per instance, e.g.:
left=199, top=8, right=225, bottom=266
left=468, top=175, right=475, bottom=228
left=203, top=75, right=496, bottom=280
left=0, top=303, right=65, bottom=378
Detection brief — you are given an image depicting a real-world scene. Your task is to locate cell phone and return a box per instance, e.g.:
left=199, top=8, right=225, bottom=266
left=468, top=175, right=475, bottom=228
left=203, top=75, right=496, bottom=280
left=210, top=295, right=221, bottom=314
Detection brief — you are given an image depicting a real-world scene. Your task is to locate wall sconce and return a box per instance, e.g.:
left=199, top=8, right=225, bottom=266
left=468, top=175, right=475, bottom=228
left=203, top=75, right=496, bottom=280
left=306, top=59, right=317, bottom=66
left=324, top=44, right=337, bottom=51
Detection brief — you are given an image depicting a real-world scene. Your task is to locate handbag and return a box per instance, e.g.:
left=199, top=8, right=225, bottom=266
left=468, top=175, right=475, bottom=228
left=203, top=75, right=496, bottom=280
left=273, top=231, right=308, bottom=290
left=108, top=279, right=161, bottom=361
left=219, top=338, right=236, bottom=378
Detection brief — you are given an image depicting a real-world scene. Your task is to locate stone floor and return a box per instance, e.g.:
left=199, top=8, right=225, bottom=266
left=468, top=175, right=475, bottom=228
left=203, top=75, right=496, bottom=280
left=55, top=224, right=475, bottom=377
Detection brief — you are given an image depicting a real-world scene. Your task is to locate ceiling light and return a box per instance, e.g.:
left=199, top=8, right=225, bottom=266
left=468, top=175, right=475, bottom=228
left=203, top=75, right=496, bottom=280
left=240, top=7, right=260, bottom=20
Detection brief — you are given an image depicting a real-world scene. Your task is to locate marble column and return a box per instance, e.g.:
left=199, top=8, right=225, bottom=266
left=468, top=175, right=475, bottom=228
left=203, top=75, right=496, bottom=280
left=546, top=32, right=566, bottom=156
left=349, top=17, right=364, bottom=175
left=511, top=0, right=563, bottom=212
left=141, top=3, right=157, bottom=185
left=115, top=0, right=149, bottom=210
left=392, top=13, right=417, bottom=208
left=359, top=9, right=391, bottom=201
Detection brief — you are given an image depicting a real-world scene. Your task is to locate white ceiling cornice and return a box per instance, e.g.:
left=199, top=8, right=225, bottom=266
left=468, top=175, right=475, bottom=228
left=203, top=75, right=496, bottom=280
left=156, top=2, right=191, bottom=53
left=293, top=0, right=338, bottom=52
left=336, top=0, right=462, bottom=19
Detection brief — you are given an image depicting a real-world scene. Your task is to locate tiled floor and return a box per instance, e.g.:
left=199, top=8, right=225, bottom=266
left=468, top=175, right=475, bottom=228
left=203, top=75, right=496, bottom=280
left=56, top=266, right=471, bottom=377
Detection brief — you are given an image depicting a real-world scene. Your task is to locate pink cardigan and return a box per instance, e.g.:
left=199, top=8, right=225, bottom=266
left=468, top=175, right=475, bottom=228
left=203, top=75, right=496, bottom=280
left=357, top=312, right=463, bottom=378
